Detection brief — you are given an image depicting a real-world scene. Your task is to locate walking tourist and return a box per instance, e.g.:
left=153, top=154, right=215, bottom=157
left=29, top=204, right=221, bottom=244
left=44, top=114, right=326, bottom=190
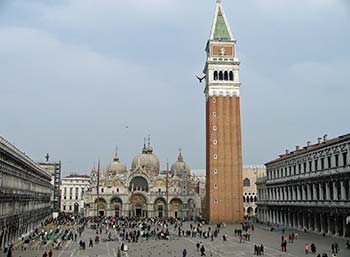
left=6, top=246, right=12, bottom=257
left=311, top=243, right=316, bottom=254
left=305, top=244, right=309, bottom=254
left=200, top=245, right=206, bottom=256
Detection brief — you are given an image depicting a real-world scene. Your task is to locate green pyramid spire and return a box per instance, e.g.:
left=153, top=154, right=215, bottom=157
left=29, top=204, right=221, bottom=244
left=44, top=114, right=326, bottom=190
left=213, top=8, right=231, bottom=40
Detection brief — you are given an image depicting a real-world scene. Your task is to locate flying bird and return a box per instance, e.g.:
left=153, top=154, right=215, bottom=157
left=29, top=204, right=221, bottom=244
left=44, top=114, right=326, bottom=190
left=196, top=75, right=206, bottom=83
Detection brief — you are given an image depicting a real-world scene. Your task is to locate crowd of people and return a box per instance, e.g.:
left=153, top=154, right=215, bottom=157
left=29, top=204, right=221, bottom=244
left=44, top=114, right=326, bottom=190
left=4, top=214, right=350, bottom=257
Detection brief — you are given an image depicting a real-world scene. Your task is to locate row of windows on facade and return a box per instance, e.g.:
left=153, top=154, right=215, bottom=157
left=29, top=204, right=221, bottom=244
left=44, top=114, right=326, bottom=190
left=0, top=161, right=46, bottom=186
left=243, top=195, right=257, bottom=203
left=63, top=187, right=86, bottom=199
left=258, top=179, right=350, bottom=202
left=267, top=152, right=348, bottom=180
left=213, top=71, right=234, bottom=81
left=62, top=205, right=78, bottom=211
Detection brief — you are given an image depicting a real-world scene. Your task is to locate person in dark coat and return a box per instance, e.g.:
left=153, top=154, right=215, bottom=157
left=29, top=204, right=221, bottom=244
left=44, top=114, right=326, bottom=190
left=200, top=245, right=206, bottom=256
left=6, top=246, right=12, bottom=257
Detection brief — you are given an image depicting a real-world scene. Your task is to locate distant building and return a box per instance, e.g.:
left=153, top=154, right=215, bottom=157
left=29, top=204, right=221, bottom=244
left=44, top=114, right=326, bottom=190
left=190, top=172, right=206, bottom=217
left=37, top=161, right=61, bottom=213
left=243, top=166, right=265, bottom=216
left=257, top=134, right=350, bottom=237
left=191, top=166, right=265, bottom=218
left=84, top=141, right=202, bottom=219
left=60, top=175, right=90, bottom=214
left=0, top=137, right=52, bottom=249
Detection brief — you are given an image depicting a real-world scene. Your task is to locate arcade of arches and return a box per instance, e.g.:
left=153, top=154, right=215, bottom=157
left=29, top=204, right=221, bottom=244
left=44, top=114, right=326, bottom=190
left=88, top=195, right=198, bottom=219
left=84, top=145, right=202, bottom=219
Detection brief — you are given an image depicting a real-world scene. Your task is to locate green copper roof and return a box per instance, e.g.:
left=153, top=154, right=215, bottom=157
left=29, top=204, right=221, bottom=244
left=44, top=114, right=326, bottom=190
left=214, top=8, right=231, bottom=40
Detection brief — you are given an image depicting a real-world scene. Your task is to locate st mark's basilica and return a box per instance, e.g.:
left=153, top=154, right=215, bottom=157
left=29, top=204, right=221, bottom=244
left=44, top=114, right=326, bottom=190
left=83, top=139, right=202, bottom=219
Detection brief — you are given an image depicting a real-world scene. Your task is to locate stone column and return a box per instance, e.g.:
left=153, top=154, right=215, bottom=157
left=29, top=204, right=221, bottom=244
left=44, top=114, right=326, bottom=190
left=284, top=212, right=288, bottom=226
left=304, top=213, right=308, bottom=229
left=288, top=212, right=292, bottom=227
left=342, top=216, right=347, bottom=237
left=333, top=182, right=338, bottom=201
left=314, top=213, right=318, bottom=232
left=308, top=213, right=312, bottom=230
left=300, top=213, right=304, bottom=229
left=340, top=181, right=346, bottom=201
left=326, top=183, right=330, bottom=200
left=320, top=213, right=324, bottom=233
left=307, top=184, right=312, bottom=201
left=327, top=215, right=331, bottom=234
left=319, top=183, right=323, bottom=201
left=334, top=216, right=339, bottom=236
left=297, top=186, right=300, bottom=201
left=311, top=184, right=315, bottom=200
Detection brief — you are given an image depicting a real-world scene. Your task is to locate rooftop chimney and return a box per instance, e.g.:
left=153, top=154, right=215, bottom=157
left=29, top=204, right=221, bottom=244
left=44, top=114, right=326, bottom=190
left=323, top=134, right=328, bottom=142
left=318, top=137, right=322, bottom=144
left=296, top=145, right=300, bottom=151
left=307, top=141, right=311, bottom=147
left=285, top=149, right=289, bottom=154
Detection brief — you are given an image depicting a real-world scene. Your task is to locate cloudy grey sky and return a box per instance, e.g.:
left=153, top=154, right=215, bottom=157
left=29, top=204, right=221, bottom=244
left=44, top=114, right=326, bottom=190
left=0, top=0, right=349, bottom=176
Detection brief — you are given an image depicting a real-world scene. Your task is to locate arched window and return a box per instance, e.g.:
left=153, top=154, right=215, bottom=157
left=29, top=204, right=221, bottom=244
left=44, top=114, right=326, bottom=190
left=224, top=71, right=228, bottom=81
left=250, top=196, right=254, bottom=202
left=219, top=71, right=223, bottom=80
left=229, top=71, right=234, bottom=81
left=243, top=196, right=245, bottom=202
left=214, top=71, right=218, bottom=81
left=243, top=178, right=250, bottom=187
left=254, top=196, right=257, bottom=202
left=246, top=196, right=250, bottom=203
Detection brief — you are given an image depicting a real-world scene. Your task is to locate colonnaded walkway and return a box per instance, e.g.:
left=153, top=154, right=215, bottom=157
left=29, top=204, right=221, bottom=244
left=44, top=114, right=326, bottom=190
left=2, top=223, right=350, bottom=257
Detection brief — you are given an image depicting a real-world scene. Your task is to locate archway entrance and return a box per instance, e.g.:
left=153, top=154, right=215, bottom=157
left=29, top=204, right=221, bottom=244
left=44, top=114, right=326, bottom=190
left=170, top=198, right=183, bottom=219
left=74, top=203, right=79, bottom=213
left=111, top=198, right=123, bottom=218
left=95, top=198, right=107, bottom=217
left=188, top=199, right=195, bottom=220
left=154, top=198, right=166, bottom=218
left=130, top=194, right=147, bottom=218
left=247, top=207, right=253, bottom=216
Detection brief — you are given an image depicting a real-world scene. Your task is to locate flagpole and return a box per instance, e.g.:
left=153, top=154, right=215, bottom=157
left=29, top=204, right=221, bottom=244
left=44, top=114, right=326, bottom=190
left=166, top=160, right=169, bottom=218
left=96, top=159, right=100, bottom=217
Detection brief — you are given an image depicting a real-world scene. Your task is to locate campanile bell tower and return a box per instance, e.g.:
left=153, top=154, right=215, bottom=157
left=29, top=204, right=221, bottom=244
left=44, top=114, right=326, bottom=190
left=204, top=0, right=243, bottom=223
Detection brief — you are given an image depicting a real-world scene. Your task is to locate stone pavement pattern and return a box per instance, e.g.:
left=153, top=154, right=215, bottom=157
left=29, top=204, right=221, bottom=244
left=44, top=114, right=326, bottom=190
left=2, top=223, right=349, bottom=257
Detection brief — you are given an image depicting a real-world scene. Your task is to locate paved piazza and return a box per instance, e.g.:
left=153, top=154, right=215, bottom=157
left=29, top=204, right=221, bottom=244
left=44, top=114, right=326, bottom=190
left=3, top=223, right=349, bottom=257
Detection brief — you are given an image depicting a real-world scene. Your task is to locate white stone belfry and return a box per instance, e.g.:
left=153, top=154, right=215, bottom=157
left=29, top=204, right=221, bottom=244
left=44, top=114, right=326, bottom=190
left=204, top=0, right=240, bottom=99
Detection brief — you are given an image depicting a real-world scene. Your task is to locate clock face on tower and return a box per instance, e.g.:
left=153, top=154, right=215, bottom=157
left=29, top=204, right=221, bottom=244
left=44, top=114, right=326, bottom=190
left=211, top=45, right=234, bottom=57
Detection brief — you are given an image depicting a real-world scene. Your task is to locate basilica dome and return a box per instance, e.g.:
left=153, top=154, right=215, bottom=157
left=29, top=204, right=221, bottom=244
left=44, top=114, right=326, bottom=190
left=171, top=151, right=190, bottom=177
left=107, top=151, right=127, bottom=175
left=131, top=144, right=160, bottom=175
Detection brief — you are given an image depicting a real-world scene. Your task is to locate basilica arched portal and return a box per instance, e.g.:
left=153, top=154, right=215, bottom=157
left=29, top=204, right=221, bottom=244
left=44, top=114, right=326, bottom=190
left=170, top=198, right=183, bottom=218
left=130, top=194, right=148, bottom=218
left=95, top=198, right=107, bottom=217
left=111, top=197, right=123, bottom=218
left=154, top=198, right=166, bottom=218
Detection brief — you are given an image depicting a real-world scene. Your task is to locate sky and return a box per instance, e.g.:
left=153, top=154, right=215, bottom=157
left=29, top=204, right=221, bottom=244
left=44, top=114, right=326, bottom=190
left=0, top=0, right=349, bottom=176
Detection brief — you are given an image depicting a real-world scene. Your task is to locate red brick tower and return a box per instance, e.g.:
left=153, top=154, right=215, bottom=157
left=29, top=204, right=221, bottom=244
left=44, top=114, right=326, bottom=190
left=204, top=0, right=244, bottom=223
